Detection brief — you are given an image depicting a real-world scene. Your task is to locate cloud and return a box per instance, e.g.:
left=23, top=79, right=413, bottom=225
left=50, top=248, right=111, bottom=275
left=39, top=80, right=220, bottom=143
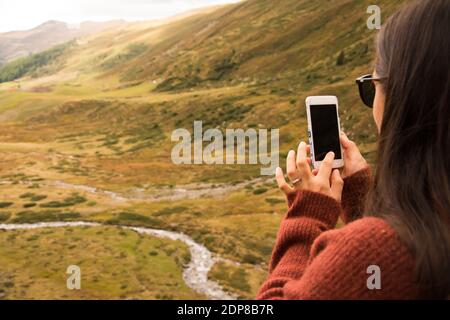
left=0, top=0, right=241, bottom=32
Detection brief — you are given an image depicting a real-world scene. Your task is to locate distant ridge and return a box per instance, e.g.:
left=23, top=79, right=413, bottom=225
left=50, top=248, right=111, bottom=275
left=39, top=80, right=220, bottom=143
left=0, top=19, right=127, bottom=63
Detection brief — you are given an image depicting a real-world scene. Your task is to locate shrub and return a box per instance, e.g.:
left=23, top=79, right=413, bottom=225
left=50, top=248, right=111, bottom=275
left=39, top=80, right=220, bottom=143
left=63, top=195, right=87, bottom=205
left=30, top=195, right=47, bottom=202
left=242, top=253, right=259, bottom=264
left=154, top=76, right=202, bottom=92
left=106, top=212, right=164, bottom=228
left=265, top=198, right=285, bottom=205
left=336, top=50, right=346, bottom=66
left=154, top=206, right=187, bottom=217
left=20, top=193, right=35, bottom=199
left=0, top=212, right=11, bottom=222
left=0, top=202, right=13, bottom=208
left=58, top=212, right=82, bottom=220
left=39, top=195, right=87, bottom=208
left=11, top=211, right=81, bottom=223
left=23, top=203, right=37, bottom=208
left=253, top=188, right=268, bottom=195
left=207, top=57, right=238, bottom=81
left=20, top=193, right=47, bottom=201
left=39, top=201, right=67, bottom=208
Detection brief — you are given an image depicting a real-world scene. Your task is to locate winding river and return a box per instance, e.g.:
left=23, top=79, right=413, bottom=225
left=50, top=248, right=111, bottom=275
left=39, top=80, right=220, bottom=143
left=0, top=221, right=237, bottom=300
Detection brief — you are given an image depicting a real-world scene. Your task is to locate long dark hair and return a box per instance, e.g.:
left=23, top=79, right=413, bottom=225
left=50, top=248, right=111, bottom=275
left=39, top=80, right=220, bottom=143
left=368, top=0, right=450, bottom=298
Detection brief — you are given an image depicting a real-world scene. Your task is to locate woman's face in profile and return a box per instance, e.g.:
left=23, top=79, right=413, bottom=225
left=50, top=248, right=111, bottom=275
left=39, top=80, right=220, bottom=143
left=372, top=70, right=385, bottom=132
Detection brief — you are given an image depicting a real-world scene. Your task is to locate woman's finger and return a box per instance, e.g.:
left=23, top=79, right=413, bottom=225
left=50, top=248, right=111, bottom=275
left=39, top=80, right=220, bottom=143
left=330, top=169, right=344, bottom=201
left=340, top=131, right=356, bottom=151
left=318, top=152, right=335, bottom=181
left=296, top=141, right=307, bottom=162
left=276, top=167, right=294, bottom=194
left=306, top=144, right=312, bottom=165
left=306, top=144, right=314, bottom=166
left=312, top=168, right=319, bottom=176
left=296, top=142, right=312, bottom=178
left=286, top=150, right=298, bottom=180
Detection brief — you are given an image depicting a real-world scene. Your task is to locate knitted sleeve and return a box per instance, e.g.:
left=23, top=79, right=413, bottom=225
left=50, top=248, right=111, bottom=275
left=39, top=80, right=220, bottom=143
left=340, top=167, right=372, bottom=224
left=256, top=191, right=419, bottom=300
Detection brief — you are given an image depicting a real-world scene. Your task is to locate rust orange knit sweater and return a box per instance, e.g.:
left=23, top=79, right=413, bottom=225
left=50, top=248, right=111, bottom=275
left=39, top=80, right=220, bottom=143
left=257, top=168, right=424, bottom=300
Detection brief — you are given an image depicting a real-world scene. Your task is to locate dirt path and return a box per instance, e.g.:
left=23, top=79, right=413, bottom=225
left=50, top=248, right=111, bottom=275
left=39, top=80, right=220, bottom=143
left=46, top=177, right=272, bottom=202
left=0, top=221, right=237, bottom=300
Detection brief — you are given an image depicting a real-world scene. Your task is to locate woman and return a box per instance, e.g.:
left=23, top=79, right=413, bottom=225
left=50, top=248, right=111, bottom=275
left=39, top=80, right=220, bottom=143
left=257, top=0, right=450, bottom=300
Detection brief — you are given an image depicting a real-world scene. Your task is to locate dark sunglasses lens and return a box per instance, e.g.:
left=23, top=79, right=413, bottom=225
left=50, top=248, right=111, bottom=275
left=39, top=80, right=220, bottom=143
left=360, top=80, right=375, bottom=108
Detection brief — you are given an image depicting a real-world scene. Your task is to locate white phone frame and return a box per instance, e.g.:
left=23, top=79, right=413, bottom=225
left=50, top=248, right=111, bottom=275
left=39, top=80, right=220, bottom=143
left=305, top=95, right=344, bottom=170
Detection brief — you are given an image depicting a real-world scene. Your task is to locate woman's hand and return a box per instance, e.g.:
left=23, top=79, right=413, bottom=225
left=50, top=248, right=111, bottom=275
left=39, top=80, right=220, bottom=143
left=275, top=141, right=344, bottom=202
left=340, top=132, right=368, bottom=178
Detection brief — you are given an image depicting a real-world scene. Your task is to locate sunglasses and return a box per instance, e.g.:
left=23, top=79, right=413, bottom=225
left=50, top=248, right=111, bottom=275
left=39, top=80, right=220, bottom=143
left=356, top=74, right=385, bottom=108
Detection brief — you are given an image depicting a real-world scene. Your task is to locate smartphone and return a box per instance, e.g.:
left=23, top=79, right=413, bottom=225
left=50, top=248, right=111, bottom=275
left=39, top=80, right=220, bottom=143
left=305, top=96, right=344, bottom=169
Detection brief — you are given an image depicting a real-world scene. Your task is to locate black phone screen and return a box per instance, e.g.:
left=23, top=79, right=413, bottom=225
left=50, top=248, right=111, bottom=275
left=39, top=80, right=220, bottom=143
left=310, top=104, right=342, bottom=161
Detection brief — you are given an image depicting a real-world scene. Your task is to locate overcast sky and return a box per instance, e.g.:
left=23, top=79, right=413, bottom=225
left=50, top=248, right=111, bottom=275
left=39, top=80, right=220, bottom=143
left=0, top=0, right=241, bottom=32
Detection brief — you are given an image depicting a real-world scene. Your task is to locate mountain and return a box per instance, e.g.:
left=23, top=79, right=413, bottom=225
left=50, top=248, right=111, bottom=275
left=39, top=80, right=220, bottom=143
left=0, top=20, right=127, bottom=64
left=0, top=0, right=411, bottom=211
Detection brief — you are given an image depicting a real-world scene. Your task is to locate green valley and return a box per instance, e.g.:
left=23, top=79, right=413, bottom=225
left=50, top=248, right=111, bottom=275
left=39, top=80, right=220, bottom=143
left=0, top=0, right=408, bottom=299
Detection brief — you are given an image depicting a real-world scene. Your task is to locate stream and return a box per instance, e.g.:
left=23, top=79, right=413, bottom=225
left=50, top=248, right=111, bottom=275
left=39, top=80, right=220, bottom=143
left=0, top=221, right=238, bottom=300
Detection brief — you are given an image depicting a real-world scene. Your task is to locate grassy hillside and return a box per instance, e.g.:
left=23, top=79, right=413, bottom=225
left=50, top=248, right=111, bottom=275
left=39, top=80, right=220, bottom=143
left=0, top=0, right=409, bottom=299
left=0, top=226, right=202, bottom=299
